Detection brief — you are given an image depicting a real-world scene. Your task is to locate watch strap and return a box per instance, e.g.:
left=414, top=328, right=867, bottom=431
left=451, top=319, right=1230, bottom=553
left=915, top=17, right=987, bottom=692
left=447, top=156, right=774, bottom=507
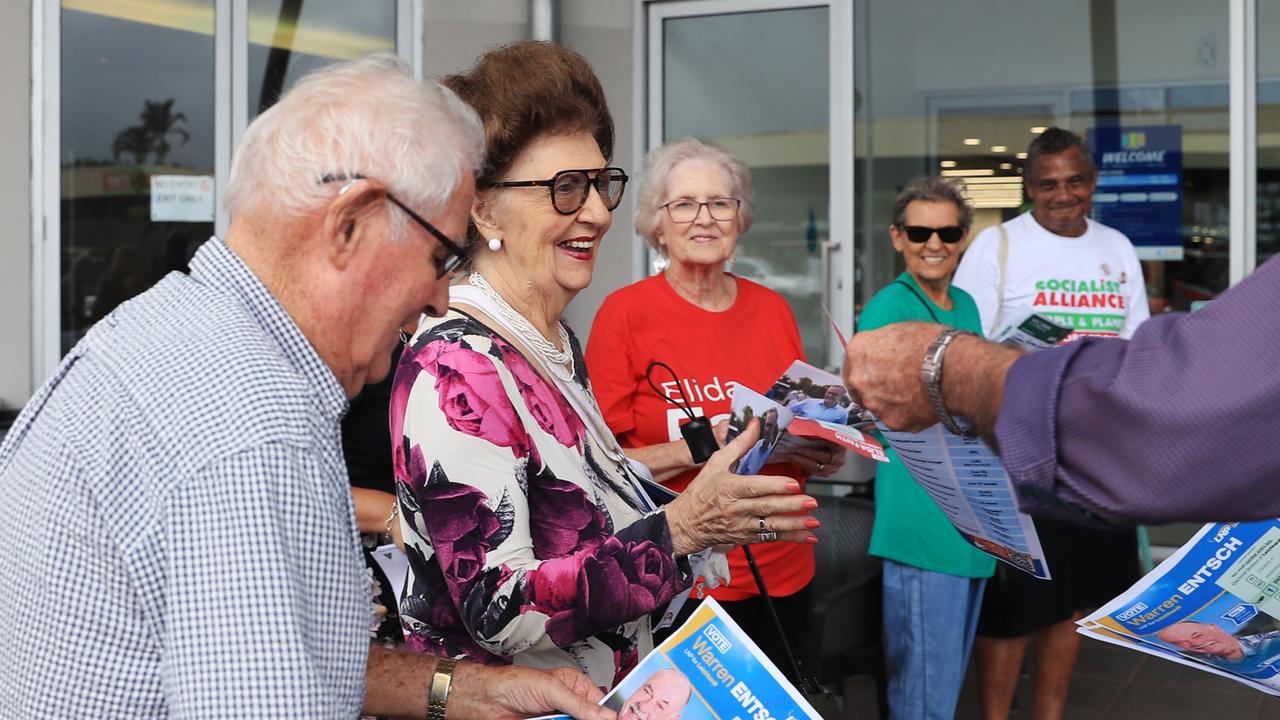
left=426, top=657, right=458, bottom=720
left=920, top=329, right=977, bottom=437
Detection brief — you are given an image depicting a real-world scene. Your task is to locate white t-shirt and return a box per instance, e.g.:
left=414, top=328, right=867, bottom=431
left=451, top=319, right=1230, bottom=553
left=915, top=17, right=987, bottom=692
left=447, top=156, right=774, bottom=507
left=953, top=212, right=1150, bottom=340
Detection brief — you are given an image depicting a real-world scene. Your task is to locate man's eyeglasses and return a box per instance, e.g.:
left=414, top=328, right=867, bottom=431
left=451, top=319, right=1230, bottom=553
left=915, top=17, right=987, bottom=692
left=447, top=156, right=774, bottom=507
left=491, top=167, right=628, bottom=215
left=320, top=174, right=468, bottom=279
left=660, top=198, right=741, bottom=224
left=898, top=225, right=966, bottom=244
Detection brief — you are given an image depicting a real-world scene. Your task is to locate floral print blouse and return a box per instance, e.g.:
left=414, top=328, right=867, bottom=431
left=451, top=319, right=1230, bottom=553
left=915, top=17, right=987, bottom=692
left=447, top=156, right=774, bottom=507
left=390, top=310, right=692, bottom=688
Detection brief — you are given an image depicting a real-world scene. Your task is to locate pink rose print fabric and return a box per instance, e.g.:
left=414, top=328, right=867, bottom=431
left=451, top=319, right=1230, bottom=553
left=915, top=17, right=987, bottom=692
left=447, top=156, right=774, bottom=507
left=391, top=312, right=690, bottom=688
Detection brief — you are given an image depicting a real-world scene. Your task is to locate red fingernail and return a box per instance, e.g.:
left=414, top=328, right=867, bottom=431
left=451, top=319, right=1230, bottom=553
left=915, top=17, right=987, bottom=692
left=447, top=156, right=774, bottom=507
left=805, top=518, right=821, bottom=529
left=802, top=499, right=818, bottom=510
left=806, top=535, right=819, bottom=544
left=786, top=481, right=800, bottom=493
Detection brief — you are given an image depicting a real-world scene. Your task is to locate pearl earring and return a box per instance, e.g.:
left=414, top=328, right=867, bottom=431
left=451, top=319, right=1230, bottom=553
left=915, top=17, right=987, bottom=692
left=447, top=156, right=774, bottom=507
left=651, top=249, right=669, bottom=274
left=487, top=237, right=503, bottom=252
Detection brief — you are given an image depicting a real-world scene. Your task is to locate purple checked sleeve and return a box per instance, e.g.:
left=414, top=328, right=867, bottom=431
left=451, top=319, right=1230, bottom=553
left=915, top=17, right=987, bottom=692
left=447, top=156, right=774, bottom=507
left=996, top=255, right=1280, bottom=526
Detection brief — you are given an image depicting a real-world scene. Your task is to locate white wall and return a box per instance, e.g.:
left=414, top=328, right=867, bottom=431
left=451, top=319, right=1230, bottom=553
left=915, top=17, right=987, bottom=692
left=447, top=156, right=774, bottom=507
left=422, top=1, right=527, bottom=77
left=0, top=2, right=32, bottom=410
left=558, top=0, right=636, bottom=344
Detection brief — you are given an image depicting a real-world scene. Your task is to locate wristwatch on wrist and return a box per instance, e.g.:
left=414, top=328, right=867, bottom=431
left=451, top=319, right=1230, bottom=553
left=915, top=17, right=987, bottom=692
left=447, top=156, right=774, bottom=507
left=426, top=657, right=458, bottom=720
left=920, top=328, right=978, bottom=437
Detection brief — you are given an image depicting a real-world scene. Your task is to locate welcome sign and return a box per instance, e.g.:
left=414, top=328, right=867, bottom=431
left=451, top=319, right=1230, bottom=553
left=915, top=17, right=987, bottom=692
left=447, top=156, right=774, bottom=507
left=1087, top=124, right=1184, bottom=261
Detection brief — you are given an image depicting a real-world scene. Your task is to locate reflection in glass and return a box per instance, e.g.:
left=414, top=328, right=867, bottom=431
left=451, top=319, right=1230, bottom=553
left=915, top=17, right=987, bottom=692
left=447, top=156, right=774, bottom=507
left=60, top=1, right=215, bottom=353
left=662, top=7, right=830, bottom=365
left=856, top=0, right=1229, bottom=316
left=249, top=0, right=396, bottom=117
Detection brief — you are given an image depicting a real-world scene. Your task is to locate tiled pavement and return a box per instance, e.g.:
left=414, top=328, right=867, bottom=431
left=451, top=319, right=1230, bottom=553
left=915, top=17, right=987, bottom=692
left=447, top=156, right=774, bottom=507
left=836, top=633, right=1280, bottom=719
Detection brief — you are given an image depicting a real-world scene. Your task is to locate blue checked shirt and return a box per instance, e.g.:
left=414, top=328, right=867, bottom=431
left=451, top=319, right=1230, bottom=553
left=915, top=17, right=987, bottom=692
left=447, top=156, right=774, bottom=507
left=0, top=238, right=368, bottom=717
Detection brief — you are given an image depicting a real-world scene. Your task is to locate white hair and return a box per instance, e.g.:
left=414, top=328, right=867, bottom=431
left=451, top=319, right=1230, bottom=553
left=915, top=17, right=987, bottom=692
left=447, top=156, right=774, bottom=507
left=224, top=53, right=484, bottom=240
left=634, top=137, right=755, bottom=250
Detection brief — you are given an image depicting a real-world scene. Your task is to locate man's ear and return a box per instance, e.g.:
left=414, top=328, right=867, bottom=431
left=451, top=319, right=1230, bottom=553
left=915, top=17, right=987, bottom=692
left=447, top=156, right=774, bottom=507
left=320, top=180, right=388, bottom=270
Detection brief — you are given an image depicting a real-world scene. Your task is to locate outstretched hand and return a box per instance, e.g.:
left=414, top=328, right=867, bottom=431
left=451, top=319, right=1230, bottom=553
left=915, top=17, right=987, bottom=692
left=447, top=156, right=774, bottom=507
left=770, top=435, right=847, bottom=477
left=665, top=419, right=819, bottom=556
left=842, top=321, right=948, bottom=431
left=843, top=321, right=1021, bottom=437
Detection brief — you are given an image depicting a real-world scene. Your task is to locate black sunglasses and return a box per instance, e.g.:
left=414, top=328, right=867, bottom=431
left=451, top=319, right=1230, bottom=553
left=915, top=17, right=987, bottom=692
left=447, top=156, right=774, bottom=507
left=320, top=174, right=468, bottom=279
left=899, top=225, right=966, bottom=244
left=491, top=167, right=628, bottom=215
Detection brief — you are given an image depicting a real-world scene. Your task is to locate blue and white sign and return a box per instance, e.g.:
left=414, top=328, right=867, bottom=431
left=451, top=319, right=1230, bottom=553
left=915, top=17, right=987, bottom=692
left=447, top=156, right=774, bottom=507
left=1088, top=125, right=1184, bottom=261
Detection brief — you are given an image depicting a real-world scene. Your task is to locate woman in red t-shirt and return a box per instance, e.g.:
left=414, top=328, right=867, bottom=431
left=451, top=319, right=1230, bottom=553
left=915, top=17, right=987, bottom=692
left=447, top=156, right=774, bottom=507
left=585, top=138, right=845, bottom=680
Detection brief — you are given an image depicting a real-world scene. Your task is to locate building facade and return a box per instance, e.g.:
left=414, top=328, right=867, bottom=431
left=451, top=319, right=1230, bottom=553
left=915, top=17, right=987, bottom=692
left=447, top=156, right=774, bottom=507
left=4, top=0, right=1278, bottom=420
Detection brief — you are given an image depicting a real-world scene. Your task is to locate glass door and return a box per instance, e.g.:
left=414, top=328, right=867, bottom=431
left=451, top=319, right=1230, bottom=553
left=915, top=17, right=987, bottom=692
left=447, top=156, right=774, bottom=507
left=646, top=0, right=854, bottom=371
left=39, top=0, right=409, bottom=379
left=58, top=1, right=218, bottom=355
left=246, top=1, right=398, bottom=120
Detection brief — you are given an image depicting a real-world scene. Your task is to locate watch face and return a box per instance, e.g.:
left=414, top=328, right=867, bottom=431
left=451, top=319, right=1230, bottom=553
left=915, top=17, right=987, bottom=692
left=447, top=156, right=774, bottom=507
left=921, top=330, right=976, bottom=436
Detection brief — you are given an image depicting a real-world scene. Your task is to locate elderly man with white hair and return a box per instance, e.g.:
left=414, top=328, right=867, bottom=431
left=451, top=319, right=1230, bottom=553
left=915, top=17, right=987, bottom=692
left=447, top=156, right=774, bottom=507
left=0, top=55, right=610, bottom=720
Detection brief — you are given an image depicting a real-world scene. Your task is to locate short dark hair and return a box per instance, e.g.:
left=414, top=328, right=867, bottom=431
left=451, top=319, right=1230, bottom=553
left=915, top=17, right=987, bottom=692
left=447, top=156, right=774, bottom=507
left=1025, top=126, right=1096, bottom=180
left=442, top=41, right=614, bottom=189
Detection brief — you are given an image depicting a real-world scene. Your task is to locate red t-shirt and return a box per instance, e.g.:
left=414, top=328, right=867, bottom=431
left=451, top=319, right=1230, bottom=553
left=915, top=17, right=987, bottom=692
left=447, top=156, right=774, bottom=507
left=585, top=273, right=812, bottom=601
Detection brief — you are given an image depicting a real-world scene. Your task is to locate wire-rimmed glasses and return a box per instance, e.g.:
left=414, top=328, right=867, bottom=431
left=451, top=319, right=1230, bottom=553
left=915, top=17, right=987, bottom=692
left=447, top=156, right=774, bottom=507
left=660, top=197, right=741, bottom=224
left=320, top=174, right=468, bottom=279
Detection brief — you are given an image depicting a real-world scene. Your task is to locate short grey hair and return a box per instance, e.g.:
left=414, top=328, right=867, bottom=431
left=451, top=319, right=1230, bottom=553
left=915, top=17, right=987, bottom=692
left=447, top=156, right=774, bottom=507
left=890, top=176, right=974, bottom=229
left=634, top=137, right=755, bottom=250
left=224, top=53, right=484, bottom=241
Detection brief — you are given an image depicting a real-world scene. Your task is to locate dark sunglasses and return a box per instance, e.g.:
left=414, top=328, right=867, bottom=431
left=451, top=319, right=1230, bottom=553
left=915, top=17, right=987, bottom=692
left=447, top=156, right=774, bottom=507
left=491, top=167, right=628, bottom=215
left=899, top=225, right=966, bottom=244
left=320, top=174, right=468, bottom=279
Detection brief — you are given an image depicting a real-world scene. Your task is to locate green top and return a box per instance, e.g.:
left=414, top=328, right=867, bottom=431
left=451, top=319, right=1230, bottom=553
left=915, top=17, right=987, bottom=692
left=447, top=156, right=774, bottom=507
left=862, top=273, right=996, bottom=578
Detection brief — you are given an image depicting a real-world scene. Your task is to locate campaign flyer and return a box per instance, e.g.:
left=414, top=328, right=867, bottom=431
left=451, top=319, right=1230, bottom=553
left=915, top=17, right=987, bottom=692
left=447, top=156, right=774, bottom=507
left=874, top=423, right=1050, bottom=579
left=725, top=360, right=887, bottom=470
left=1080, top=520, right=1280, bottom=695
left=532, top=597, right=821, bottom=720
left=726, top=387, right=796, bottom=476
left=992, top=310, right=1073, bottom=350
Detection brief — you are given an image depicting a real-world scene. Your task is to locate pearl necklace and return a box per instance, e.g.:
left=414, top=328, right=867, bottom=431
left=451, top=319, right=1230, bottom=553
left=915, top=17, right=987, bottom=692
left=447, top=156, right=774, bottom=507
left=467, top=273, right=575, bottom=379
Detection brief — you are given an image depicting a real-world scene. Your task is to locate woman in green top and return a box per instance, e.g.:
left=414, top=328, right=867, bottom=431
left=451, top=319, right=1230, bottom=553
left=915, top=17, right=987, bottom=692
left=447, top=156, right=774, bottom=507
left=859, top=177, right=995, bottom=719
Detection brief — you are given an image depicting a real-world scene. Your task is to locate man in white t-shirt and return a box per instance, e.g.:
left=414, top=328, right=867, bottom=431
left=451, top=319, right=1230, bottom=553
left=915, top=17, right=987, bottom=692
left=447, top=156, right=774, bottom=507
left=953, top=130, right=1150, bottom=341
left=952, top=127, right=1148, bottom=720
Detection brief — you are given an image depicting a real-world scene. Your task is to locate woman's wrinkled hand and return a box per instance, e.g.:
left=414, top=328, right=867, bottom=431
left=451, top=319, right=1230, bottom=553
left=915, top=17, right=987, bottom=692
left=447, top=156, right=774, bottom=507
left=664, top=419, right=819, bottom=556
left=770, top=435, right=847, bottom=477
left=712, top=419, right=731, bottom=447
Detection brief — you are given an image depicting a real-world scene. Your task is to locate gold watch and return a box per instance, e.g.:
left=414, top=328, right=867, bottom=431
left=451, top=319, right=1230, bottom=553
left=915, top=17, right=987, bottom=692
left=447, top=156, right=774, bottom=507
left=426, top=657, right=458, bottom=720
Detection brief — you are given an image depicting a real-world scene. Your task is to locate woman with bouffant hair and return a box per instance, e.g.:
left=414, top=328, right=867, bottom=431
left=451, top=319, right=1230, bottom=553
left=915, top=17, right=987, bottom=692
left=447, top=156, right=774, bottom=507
left=390, top=42, right=818, bottom=688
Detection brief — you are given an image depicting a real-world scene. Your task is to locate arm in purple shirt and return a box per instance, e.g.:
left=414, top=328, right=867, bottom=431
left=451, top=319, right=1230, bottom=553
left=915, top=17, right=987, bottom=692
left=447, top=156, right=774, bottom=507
left=997, top=255, right=1280, bottom=526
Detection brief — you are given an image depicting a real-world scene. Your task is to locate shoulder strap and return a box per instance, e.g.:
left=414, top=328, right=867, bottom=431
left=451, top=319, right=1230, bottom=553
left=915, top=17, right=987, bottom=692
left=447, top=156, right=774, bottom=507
left=992, top=223, right=1010, bottom=336
left=892, top=279, right=940, bottom=324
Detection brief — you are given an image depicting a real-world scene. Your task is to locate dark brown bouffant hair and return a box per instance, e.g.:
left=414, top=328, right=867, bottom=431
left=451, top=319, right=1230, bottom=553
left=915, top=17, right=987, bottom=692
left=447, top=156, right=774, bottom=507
left=442, top=41, right=614, bottom=190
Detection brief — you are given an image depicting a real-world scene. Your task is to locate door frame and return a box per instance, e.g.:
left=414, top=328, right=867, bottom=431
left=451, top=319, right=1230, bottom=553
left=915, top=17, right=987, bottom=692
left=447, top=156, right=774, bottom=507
left=637, top=0, right=855, bottom=370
